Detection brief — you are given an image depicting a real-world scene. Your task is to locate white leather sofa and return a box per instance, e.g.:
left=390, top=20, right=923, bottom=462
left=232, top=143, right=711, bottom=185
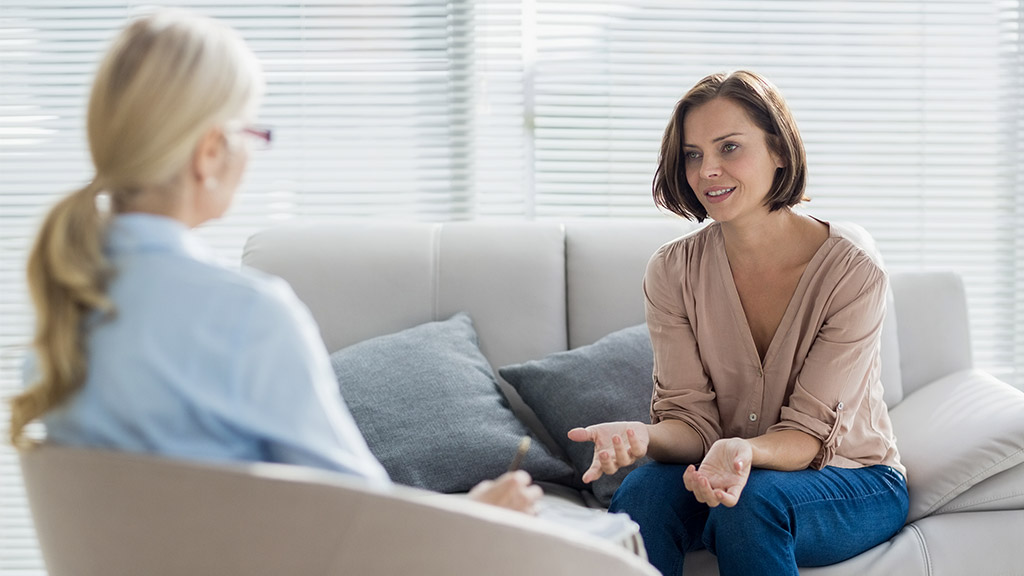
left=239, top=219, right=1024, bottom=576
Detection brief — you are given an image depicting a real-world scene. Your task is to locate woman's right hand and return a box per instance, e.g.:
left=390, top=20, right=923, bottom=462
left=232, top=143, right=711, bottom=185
left=467, top=470, right=543, bottom=515
left=567, top=422, right=649, bottom=483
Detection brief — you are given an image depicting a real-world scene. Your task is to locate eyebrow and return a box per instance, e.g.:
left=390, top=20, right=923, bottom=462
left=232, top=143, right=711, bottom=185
left=683, top=132, right=745, bottom=148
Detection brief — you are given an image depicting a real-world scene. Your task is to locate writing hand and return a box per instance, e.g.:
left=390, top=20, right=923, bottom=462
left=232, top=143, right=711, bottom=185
left=468, top=470, right=543, bottom=515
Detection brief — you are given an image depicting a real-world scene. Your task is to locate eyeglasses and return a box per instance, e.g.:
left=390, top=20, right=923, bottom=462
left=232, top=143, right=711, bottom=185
left=239, top=125, right=273, bottom=150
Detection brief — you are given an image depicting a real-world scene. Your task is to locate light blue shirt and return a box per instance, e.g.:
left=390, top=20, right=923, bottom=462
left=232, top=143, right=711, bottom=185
left=37, top=213, right=390, bottom=485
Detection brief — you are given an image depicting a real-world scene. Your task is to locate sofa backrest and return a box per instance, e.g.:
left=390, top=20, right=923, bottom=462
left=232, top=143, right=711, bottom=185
left=242, top=219, right=961, bottom=410
left=243, top=220, right=572, bottom=369
left=889, top=272, right=973, bottom=397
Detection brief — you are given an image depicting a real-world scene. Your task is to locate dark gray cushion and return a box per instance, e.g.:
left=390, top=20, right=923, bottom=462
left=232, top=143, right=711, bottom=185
left=329, top=312, right=572, bottom=493
left=499, top=324, right=654, bottom=506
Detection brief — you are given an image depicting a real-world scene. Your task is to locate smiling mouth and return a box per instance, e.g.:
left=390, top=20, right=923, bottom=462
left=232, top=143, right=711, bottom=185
left=707, top=187, right=735, bottom=197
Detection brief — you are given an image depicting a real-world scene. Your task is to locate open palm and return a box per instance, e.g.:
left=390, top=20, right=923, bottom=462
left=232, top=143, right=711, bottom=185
left=682, top=438, right=752, bottom=507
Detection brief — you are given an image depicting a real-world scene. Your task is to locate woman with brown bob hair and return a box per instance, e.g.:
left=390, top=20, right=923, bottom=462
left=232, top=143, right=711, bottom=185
left=654, top=70, right=808, bottom=222
left=570, top=71, right=909, bottom=575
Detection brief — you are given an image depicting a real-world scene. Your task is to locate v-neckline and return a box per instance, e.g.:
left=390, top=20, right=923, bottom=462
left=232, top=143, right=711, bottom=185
left=714, top=221, right=834, bottom=369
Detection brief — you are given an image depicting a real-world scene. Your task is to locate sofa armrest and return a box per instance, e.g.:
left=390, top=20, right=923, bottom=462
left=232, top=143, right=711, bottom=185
left=888, top=369, right=1024, bottom=523
left=889, top=272, right=972, bottom=397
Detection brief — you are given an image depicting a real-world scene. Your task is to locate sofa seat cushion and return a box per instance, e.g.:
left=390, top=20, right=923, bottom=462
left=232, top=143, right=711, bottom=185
left=500, top=324, right=654, bottom=505
left=888, top=369, right=1024, bottom=522
left=329, top=313, right=572, bottom=493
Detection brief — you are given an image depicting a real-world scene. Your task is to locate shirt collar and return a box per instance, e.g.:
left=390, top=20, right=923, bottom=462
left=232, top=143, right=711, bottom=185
left=106, top=213, right=216, bottom=263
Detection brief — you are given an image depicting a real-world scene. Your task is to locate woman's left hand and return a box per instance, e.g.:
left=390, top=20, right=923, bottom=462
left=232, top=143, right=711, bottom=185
left=683, top=437, right=752, bottom=507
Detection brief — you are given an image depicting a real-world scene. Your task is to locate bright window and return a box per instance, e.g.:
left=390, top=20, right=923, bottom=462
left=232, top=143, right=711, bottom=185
left=1, top=1, right=1021, bottom=573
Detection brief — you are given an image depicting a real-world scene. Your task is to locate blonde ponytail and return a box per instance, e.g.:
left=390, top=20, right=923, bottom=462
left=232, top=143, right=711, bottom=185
left=11, top=181, right=113, bottom=447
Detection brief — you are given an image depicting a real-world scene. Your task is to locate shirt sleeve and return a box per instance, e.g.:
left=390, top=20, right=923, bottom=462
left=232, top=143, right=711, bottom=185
left=231, top=278, right=391, bottom=485
left=645, top=246, right=723, bottom=456
left=767, top=259, right=887, bottom=469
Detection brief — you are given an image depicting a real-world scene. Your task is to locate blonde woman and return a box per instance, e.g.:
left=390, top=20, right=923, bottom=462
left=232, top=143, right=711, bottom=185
left=10, top=10, right=539, bottom=514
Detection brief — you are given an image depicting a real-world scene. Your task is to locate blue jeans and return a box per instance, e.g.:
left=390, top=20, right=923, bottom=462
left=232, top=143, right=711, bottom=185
left=609, top=462, right=908, bottom=576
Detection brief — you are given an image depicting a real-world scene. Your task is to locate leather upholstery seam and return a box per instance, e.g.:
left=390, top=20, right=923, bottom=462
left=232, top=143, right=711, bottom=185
left=936, top=488, right=1024, bottom=513
left=927, top=449, right=1024, bottom=516
left=907, top=523, right=933, bottom=576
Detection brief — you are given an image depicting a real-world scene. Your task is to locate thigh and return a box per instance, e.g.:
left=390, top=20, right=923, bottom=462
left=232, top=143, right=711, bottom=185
left=610, top=461, right=709, bottom=554
left=742, top=465, right=909, bottom=567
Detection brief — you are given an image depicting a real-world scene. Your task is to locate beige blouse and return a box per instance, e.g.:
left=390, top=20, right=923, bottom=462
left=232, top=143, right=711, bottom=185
left=645, top=220, right=905, bottom=477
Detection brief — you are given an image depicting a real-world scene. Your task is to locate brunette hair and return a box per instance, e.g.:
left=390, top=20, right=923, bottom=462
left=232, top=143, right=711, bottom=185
left=652, top=70, right=808, bottom=221
left=10, top=10, right=262, bottom=447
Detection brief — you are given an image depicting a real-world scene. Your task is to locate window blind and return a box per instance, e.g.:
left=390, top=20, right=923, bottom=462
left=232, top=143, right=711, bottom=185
left=1, top=1, right=1022, bottom=574
left=524, top=0, right=1022, bottom=388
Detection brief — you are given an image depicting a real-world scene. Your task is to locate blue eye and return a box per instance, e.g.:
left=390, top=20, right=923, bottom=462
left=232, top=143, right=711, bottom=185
left=685, top=150, right=701, bottom=160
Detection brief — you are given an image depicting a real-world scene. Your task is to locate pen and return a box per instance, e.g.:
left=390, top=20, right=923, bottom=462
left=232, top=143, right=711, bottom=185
left=508, top=436, right=531, bottom=472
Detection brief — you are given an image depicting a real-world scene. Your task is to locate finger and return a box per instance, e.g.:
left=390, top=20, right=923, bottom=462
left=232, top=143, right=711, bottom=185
left=714, top=489, right=738, bottom=507
left=734, top=458, right=745, bottom=473
left=582, top=459, right=603, bottom=484
left=612, top=434, right=632, bottom=466
left=598, top=448, right=620, bottom=476
left=697, top=475, right=721, bottom=507
left=718, top=485, right=742, bottom=507
left=682, top=465, right=698, bottom=492
left=626, top=428, right=645, bottom=457
left=469, top=479, right=494, bottom=497
left=567, top=427, right=593, bottom=443
left=510, top=470, right=532, bottom=486
left=525, top=484, right=544, bottom=506
left=493, top=472, right=516, bottom=487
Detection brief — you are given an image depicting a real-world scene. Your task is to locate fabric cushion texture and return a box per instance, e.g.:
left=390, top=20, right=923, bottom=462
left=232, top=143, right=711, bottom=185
left=500, top=324, right=654, bottom=505
left=329, top=312, right=573, bottom=493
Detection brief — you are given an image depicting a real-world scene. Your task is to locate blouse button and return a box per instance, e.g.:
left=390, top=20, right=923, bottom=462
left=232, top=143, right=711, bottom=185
left=749, top=413, right=758, bottom=422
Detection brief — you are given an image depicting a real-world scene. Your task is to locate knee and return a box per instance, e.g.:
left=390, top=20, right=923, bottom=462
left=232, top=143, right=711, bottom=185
left=702, top=474, right=789, bottom=553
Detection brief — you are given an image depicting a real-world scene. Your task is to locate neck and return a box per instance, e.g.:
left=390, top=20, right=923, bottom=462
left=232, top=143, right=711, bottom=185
left=720, top=208, right=803, bottom=268
left=115, top=181, right=204, bottom=228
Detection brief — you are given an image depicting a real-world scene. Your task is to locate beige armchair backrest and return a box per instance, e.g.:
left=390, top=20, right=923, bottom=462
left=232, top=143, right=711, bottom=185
left=20, top=444, right=658, bottom=576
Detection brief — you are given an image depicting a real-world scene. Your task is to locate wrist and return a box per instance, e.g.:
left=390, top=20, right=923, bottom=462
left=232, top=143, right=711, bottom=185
left=739, top=437, right=761, bottom=467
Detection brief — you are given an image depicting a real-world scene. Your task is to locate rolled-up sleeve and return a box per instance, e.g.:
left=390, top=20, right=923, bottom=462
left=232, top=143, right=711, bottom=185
left=768, top=262, right=887, bottom=469
left=645, top=246, right=722, bottom=456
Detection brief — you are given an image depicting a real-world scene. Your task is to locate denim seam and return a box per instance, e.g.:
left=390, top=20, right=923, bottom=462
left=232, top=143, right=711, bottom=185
left=781, top=478, right=898, bottom=510
left=907, top=523, right=933, bottom=576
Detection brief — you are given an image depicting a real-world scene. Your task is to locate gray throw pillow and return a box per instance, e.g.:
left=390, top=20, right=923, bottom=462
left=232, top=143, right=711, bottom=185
left=329, top=312, right=573, bottom=493
left=499, top=324, right=654, bottom=506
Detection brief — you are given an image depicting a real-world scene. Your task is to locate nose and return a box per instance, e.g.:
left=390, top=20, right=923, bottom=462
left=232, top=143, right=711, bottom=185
left=701, top=156, right=721, bottom=179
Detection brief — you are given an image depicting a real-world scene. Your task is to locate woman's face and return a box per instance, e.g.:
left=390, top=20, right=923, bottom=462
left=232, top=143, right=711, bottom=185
left=682, top=97, right=785, bottom=225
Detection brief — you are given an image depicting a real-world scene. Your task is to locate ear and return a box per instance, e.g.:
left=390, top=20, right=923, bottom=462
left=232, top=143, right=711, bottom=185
left=191, top=127, right=226, bottom=185
left=771, top=148, right=787, bottom=170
